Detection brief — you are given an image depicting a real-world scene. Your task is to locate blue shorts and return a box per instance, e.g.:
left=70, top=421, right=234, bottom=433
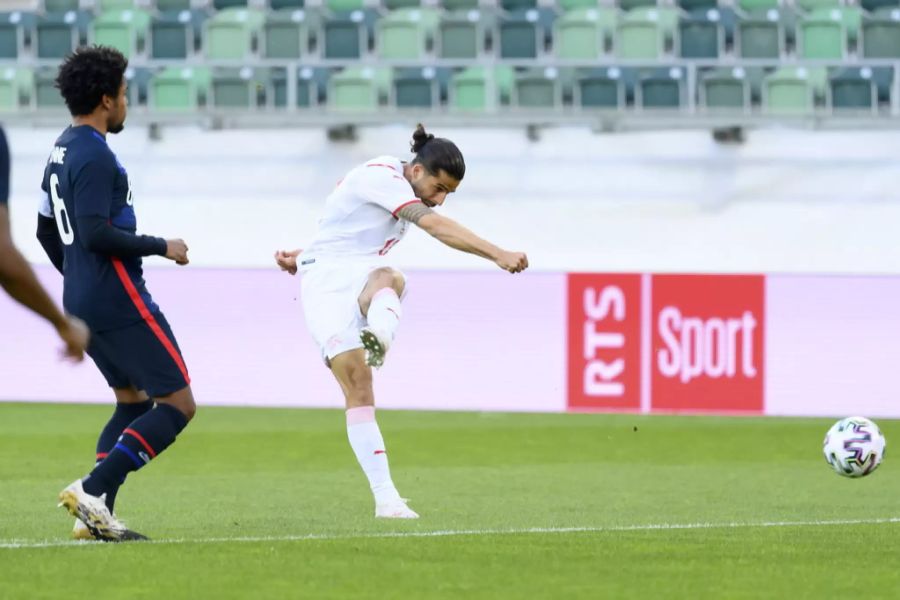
left=87, top=311, right=191, bottom=398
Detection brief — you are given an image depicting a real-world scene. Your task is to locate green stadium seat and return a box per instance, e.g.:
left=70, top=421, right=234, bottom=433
left=679, top=8, right=722, bottom=58
left=560, top=0, right=602, bottom=8
left=440, top=0, right=479, bottom=9
left=385, top=0, right=422, bottom=9
left=513, top=67, right=561, bottom=109
left=862, top=9, right=900, bottom=58
left=861, top=0, right=900, bottom=11
left=737, top=9, right=785, bottom=59
left=271, top=0, right=306, bottom=8
left=37, top=11, right=91, bottom=60
left=98, top=0, right=139, bottom=9
left=576, top=67, right=626, bottom=110
left=737, top=0, right=778, bottom=10
left=0, top=67, right=34, bottom=112
left=151, top=10, right=207, bottom=59
left=35, top=67, right=65, bottom=109
left=322, top=9, right=379, bottom=59
left=329, top=66, right=390, bottom=112
left=150, top=66, right=212, bottom=111
left=798, top=8, right=860, bottom=59
left=637, top=67, right=684, bottom=109
left=449, top=66, right=514, bottom=111
left=157, top=0, right=193, bottom=10
left=616, top=7, right=680, bottom=59
left=326, top=0, right=366, bottom=11
left=498, top=8, right=556, bottom=59
left=795, top=0, right=841, bottom=12
left=43, top=0, right=79, bottom=11
left=0, top=11, right=36, bottom=60
left=829, top=67, right=877, bottom=112
left=393, top=67, right=440, bottom=108
left=677, top=0, right=717, bottom=11
left=124, top=66, right=154, bottom=107
left=212, top=67, right=268, bottom=109
left=91, top=9, right=152, bottom=58
left=377, top=8, right=439, bottom=59
left=214, top=0, right=250, bottom=9
left=555, top=8, right=617, bottom=60
left=764, top=66, right=825, bottom=115
left=700, top=67, right=750, bottom=112
left=618, top=0, right=658, bottom=10
left=437, top=9, right=491, bottom=59
left=502, top=0, right=538, bottom=10
left=205, top=8, right=265, bottom=60
left=263, top=8, right=314, bottom=59
left=271, top=66, right=329, bottom=108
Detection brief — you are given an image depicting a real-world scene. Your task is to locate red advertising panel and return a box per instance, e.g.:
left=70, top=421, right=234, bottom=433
left=651, top=274, right=765, bottom=412
left=567, top=274, right=643, bottom=410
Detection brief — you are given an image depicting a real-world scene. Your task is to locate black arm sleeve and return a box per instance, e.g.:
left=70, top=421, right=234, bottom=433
left=76, top=215, right=167, bottom=258
left=0, top=127, right=9, bottom=206
left=36, top=214, right=65, bottom=275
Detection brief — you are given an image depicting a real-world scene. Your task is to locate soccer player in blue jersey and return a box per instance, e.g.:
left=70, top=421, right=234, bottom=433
left=0, top=125, right=89, bottom=359
left=37, top=46, right=196, bottom=542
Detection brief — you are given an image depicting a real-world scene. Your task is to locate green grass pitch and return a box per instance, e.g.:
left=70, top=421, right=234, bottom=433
left=1, top=402, right=898, bottom=599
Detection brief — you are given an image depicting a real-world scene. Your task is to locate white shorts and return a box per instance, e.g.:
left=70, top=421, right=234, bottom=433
left=300, top=261, right=405, bottom=362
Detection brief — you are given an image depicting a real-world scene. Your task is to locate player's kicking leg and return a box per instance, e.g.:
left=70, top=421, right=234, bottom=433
left=358, top=267, right=405, bottom=369
left=330, top=350, right=418, bottom=519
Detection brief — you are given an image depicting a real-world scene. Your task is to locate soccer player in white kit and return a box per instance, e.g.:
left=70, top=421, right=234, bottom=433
left=275, top=125, right=528, bottom=518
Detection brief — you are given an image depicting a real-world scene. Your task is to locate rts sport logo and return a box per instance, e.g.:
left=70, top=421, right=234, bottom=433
left=567, top=274, right=642, bottom=410
left=651, top=275, right=765, bottom=412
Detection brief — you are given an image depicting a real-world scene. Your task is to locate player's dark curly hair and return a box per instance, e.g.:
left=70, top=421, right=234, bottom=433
left=55, top=46, right=128, bottom=117
left=410, top=124, right=465, bottom=181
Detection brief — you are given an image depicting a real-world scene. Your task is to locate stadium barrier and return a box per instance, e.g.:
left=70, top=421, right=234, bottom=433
left=2, top=266, right=898, bottom=417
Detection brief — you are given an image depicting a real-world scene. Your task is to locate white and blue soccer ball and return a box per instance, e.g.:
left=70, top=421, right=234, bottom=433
left=823, top=417, right=886, bottom=478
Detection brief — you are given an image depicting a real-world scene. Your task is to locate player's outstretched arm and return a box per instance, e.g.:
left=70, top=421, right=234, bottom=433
left=397, top=203, right=528, bottom=273
left=0, top=207, right=89, bottom=361
left=77, top=216, right=189, bottom=265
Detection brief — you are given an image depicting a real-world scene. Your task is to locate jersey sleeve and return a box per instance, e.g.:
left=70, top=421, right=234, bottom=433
left=0, top=127, right=9, bottom=206
left=362, top=167, right=420, bottom=218
left=38, top=165, right=52, bottom=218
left=71, top=150, right=117, bottom=219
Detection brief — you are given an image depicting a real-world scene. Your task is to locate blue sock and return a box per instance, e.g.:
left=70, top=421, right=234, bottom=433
left=83, top=403, right=188, bottom=499
left=94, top=400, right=153, bottom=512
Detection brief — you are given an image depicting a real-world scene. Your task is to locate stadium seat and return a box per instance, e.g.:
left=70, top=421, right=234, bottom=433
left=440, top=0, right=479, bottom=9
left=498, top=8, right=556, bottom=59
left=156, top=0, right=193, bottom=10
left=393, top=66, right=441, bottom=108
left=384, top=0, right=422, bottom=8
left=764, top=66, right=825, bottom=115
left=151, top=9, right=207, bottom=59
left=211, top=67, right=268, bottom=109
left=575, top=67, right=626, bottom=110
left=98, top=0, right=139, bottom=9
left=329, top=66, right=391, bottom=112
left=449, top=66, right=514, bottom=111
left=829, top=67, right=877, bottom=112
left=271, top=0, right=306, bottom=8
left=513, top=67, right=561, bottom=109
left=36, top=11, right=91, bottom=59
left=501, top=0, right=538, bottom=10
left=0, top=11, right=36, bottom=60
left=737, top=0, right=778, bottom=10
left=560, top=0, right=603, bottom=8
left=205, top=8, right=265, bottom=60
left=213, top=0, right=250, bottom=9
left=554, top=8, right=617, bottom=60
left=795, top=0, right=841, bottom=12
left=0, top=67, right=34, bottom=112
left=377, top=8, right=439, bottom=59
left=700, top=67, right=750, bottom=112
left=861, top=0, right=900, bottom=11
left=35, top=67, right=65, bottom=108
left=263, top=8, right=314, bottom=59
left=43, top=0, right=79, bottom=11
left=150, top=66, right=212, bottom=111
left=322, top=9, right=379, bottom=59
left=637, top=67, right=685, bottom=109
left=325, top=0, right=366, bottom=11
left=91, top=9, right=152, bottom=58
left=798, top=7, right=861, bottom=60
left=437, top=9, right=490, bottom=59
left=271, top=66, right=329, bottom=107
left=677, top=0, right=717, bottom=11
left=124, top=66, right=154, bottom=107
left=862, top=8, right=900, bottom=58
left=737, top=9, right=785, bottom=59
left=618, top=0, right=658, bottom=10
left=616, top=7, right=681, bottom=59
left=679, top=8, right=723, bottom=59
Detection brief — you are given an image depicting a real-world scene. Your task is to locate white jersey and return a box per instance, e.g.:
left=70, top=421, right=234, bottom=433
left=300, top=155, right=419, bottom=268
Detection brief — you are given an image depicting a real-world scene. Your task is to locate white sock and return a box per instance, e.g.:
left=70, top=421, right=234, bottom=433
left=346, top=406, right=401, bottom=505
left=366, top=288, right=402, bottom=343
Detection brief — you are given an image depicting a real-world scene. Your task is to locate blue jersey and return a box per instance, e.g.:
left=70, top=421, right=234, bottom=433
left=40, top=125, right=159, bottom=331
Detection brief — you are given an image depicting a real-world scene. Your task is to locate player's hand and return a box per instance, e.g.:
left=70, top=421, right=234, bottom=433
left=165, top=239, right=189, bottom=266
left=56, top=316, right=89, bottom=362
left=274, top=249, right=302, bottom=275
left=495, top=251, right=528, bottom=274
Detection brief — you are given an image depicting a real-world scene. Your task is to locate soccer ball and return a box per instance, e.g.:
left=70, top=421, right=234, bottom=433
left=823, top=416, right=886, bottom=478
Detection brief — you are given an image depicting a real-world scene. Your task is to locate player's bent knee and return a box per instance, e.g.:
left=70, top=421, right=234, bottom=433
left=156, top=387, right=196, bottom=421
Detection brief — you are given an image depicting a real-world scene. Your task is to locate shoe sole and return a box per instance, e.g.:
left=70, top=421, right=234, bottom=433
left=58, top=490, right=124, bottom=542
left=360, top=330, right=386, bottom=368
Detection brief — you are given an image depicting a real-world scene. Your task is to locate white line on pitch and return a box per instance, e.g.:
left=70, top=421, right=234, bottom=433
left=1, top=517, right=898, bottom=550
